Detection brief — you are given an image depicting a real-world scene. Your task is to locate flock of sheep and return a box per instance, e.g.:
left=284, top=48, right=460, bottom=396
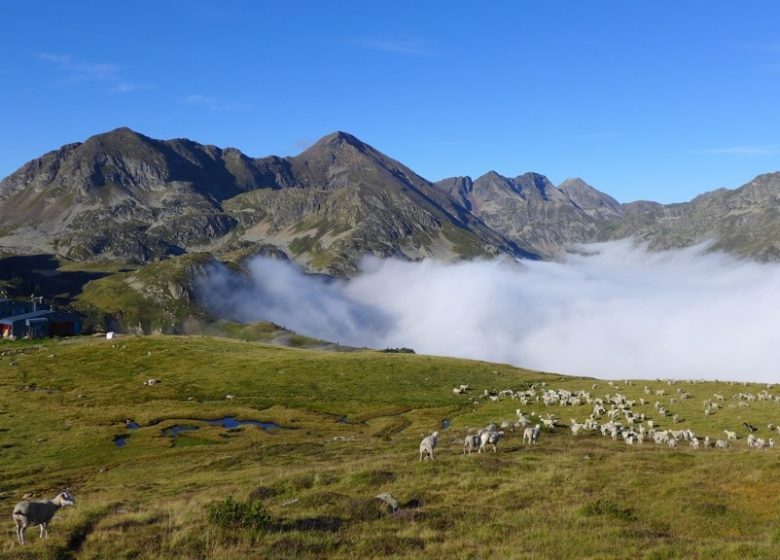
left=424, top=380, right=780, bottom=461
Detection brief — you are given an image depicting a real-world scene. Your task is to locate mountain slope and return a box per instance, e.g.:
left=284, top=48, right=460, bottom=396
left=0, top=129, right=533, bottom=273
left=3, top=127, right=780, bottom=273
left=598, top=172, right=780, bottom=259
left=436, top=171, right=620, bottom=258
left=226, top=132, right=534, bottom=273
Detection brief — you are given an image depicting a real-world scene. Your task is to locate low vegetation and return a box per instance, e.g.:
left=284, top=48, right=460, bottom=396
left=0, top=335, right=779, bottom=559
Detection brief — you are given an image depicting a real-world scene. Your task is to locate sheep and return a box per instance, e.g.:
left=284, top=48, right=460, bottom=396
left=724, top=430, right=737, bottom=441
left=540, top=415, right=557, bottom=430
left=770, top=438, right=775, bottom=449
left=143, top=378, right=160, bottom=386
left=488, top=395, right=500, bottom=403
left=715, top=439, right=729, bottom=449
left=479, top=430, right=505, bottom=453
left=419, top=431, right=439, bottom=461
left=463, top=432, right=482, bottom=454
left=523, top=424, right=541, bottom=446
left=12, top=491, right=75, bottom=545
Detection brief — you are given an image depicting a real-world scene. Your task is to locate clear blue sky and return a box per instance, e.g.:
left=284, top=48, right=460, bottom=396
left=1, top=0, right=779, bottom=203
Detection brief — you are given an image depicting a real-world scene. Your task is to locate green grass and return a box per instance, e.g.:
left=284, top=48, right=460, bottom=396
left=1, top=335, right=779, bottom=559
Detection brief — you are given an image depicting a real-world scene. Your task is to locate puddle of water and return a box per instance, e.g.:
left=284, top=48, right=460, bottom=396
left=114, top=435, right=128, bottom=448
left=441, top=419, right=451, bottom=430
left=201, top=417, right=283, bottom=431
left=125, top=421, right=140, bottom=430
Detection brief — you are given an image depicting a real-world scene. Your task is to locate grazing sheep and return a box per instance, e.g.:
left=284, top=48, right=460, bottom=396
left=479, top=430, right=505, bottom=453
left=463, top=432, right=482, bottom=454
left=419, top=431, right=439, bottom=461
left=715, top=439, right=729, bottom=449
left=515, top=409, right=531, bottom=426
left=12, top=491, right=75, bottom=545
left=724, top=430, right=737, bottom=441
left=743, top=422, right=758, bottom=433
left=143, top=378, right=160, bottom=386
left=770, top=438, right=775, bottom=449
left=523, top=424, right=541, bottom=446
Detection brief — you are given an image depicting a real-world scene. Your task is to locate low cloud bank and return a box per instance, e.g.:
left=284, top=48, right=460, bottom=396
left=197, top=241, right=780, bottom=382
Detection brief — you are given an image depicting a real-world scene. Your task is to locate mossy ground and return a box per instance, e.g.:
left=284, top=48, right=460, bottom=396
left=0, top=336, right=779, bottom=559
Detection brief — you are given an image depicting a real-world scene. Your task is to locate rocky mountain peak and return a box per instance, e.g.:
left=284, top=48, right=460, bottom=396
left=559, top=177, right=622, bottom=219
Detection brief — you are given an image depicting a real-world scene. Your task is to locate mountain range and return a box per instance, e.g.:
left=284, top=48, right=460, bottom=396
left=2, top=127, right=780, bottom=277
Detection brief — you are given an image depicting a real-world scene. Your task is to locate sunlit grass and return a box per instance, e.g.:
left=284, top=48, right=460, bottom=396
left=0, top=335, right=779, bottom=559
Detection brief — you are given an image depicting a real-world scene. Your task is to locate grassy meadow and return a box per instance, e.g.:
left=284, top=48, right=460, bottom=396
left=0, top=335, right=779, bottom=559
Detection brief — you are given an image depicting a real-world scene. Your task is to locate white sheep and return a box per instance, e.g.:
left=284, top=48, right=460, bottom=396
left=12, top=491, right=75, bottom=545
left=463, top=432, right=482, bottom=454
left=419, top=431, right=439, bottom=461
left=723, top=430, right=737, bottom=441
left=523, top=424, right=541, bottom=446
left=479, top=430, right=505, bottom=453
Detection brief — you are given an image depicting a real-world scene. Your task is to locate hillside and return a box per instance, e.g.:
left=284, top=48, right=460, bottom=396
left=1, top=335, right=779, bottom=559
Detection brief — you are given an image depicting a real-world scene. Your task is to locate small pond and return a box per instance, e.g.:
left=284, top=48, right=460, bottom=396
left=201, top=417, right=284, bottom=431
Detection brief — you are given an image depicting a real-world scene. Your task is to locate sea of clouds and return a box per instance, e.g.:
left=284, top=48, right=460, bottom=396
left=197, top=240, right=780, bottom=383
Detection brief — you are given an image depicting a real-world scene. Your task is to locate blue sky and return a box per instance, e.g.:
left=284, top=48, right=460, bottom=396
left=1, top=0, right=779, bottom=203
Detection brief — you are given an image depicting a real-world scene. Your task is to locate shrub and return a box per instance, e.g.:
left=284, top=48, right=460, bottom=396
left=207, top=496, right=271, bottom=529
